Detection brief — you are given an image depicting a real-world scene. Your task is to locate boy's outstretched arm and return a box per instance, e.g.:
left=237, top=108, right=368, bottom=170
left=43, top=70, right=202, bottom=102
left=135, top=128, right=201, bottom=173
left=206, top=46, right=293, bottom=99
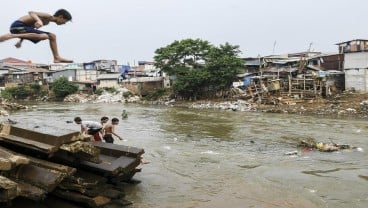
left=110, top=125, right=122, bottom=140
left=112, top=132, right=123, bottom=140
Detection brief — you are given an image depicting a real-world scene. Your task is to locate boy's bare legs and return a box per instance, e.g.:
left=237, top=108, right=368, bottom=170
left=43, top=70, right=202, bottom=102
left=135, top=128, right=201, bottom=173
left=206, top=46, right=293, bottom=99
left=0, top=33, right=73, bottom=63
left=0, top=33, right=16, bottom=42
left=0, top=33, right=48, bottom=42
left=48, top=33, right=73, bottom=63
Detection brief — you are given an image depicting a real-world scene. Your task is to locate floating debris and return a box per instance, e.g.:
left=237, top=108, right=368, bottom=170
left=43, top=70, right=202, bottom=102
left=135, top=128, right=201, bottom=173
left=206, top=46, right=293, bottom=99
left=284, top=150, right=298, bottom=155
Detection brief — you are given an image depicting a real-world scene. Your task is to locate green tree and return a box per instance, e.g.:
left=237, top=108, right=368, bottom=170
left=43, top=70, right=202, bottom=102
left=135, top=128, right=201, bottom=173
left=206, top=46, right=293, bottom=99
left=51, top=77, right=78, bottom=99
left=172, top=66, right=210, bottom=99
left=154, top=39, right=244, bottom=100
left=206, top=42, right=244, bottom=91
left=0, top=83, right=48, bottom=100
left=154, top=39, right=211, bottom=75
left=1, top=86, right=28, bottom=99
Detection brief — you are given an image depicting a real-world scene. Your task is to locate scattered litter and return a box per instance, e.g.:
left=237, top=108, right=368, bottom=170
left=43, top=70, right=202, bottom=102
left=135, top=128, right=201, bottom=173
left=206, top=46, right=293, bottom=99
left=284, top=150, right=298, bottom=155
left=298, top=138, right=355, bottom=152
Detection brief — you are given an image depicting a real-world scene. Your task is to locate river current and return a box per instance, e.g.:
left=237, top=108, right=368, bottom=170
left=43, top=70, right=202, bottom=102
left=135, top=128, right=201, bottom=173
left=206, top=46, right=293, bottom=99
left=8, top=102, right=368, bottom=208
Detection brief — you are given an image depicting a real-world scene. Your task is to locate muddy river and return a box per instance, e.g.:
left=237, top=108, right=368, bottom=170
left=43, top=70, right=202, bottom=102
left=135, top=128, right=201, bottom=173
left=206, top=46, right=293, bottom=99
left=8, top=102, right=368, bottom=208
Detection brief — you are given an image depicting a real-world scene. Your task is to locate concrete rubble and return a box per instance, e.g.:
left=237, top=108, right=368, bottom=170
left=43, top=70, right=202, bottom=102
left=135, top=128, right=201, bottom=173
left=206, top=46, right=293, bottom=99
left=62, top=87, right=368, bottom=119
left=0, top=124, right=144, bottom=207
left=63, top=88, right=141, bottom=104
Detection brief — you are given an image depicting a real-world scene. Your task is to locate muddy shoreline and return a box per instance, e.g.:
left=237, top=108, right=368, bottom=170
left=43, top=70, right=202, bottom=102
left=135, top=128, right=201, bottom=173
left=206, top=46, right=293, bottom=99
left=60, top=90, right=368, bottom=120
left=3, top=91, right=368, bottom=121
left=141, top=91, right=368, bottom=121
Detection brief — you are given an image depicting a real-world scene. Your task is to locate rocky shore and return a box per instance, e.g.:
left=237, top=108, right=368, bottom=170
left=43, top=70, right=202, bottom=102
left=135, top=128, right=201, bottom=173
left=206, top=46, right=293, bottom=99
left=186, top=91, right=368, bottom=119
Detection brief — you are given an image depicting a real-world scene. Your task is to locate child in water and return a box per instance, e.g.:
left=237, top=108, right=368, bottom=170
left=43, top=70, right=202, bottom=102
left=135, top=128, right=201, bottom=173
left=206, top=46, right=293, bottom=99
left=103, top=118, right=123, bottom=143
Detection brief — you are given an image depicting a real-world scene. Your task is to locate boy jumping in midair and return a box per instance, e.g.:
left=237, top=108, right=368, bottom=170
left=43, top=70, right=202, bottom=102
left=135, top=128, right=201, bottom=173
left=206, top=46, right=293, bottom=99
left=0, top=9, right=73, bottom=63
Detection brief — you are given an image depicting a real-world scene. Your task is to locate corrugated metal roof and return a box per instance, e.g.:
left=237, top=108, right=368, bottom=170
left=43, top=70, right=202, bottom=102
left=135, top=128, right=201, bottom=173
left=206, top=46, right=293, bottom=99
left=335, top=39, right=368, bottom=45
left=236, top=72, right=255, bottom=78
left=306, top=65, right=323, bottom=71
left=325, top=70, right=344, bottom=74
left=270, top=58, right=301, bottom=64
left=245, top=59, right=263, bottom=66
left=263, top=67, right=298, bottom=73
left=25, top=68, right=50, bottom=73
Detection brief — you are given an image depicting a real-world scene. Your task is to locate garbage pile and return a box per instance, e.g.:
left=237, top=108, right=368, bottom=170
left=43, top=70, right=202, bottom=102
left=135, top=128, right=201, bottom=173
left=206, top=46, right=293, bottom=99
left=298, top=139, right=351, bottom=152
left=294, top=136, right=362, bottom=152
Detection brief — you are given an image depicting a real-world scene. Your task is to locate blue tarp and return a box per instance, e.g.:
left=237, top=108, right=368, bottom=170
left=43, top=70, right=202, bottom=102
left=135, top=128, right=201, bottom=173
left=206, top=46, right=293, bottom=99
left=120, top=65, right=131, bottom=79
left=243, top=76, right=252, bottom=88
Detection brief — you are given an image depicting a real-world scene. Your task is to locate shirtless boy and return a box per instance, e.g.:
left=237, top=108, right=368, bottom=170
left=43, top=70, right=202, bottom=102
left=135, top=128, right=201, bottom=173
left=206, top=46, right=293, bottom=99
left=0, top=9, right=73, bottom=63
left=103, top=118, right=123, bottom=143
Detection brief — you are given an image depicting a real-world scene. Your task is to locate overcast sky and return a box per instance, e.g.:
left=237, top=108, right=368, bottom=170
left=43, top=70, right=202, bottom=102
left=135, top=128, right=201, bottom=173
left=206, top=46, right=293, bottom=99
left=0, top=0, right=367, bottom=64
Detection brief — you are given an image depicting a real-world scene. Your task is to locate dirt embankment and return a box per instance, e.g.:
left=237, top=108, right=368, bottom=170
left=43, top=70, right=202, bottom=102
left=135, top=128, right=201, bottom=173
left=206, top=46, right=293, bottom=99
left=171, top=91, right=368, bottom=119
left=59, top=90, right=368, bottom=120
left=255, top=92, right=368, bottom=119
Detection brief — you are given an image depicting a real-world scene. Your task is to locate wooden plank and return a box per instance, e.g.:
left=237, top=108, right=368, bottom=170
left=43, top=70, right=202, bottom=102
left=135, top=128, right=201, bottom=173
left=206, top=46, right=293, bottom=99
left=16, top=181, right=46, bottom=201
left=52, top=188, right=111, bottom=208
left=51, top=149, right=101, bottom=166
left=58, top=170, right=106, bottom=194
left=0, top=147, right=30, bottom=171
left=0, top=134, right=58, bottom=155
left=1, top=124, right=82, bottom=147
left=27, top=155, right=76, bottom=176
left=80, top=154, right=140, bottom=176
left=8, top=159, right=72, bottom=192
left=9, top=164, right=61, bottom=192
left=90, top=141, right=144, bottom=158
left=0, top=158, right=12, bottom=171
left=0, top=146, right=76, bottom=175
left=59, top=179, right=124, bottom=199
left=110, top=168, right=142, bottom=183
left=59, top=141, right=100, bottom=163
left=0, top=176, right=18, bottom=202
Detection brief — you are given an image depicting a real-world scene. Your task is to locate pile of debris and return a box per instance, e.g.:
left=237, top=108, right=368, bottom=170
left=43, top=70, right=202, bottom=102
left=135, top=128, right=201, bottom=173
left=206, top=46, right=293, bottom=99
left=63, top=88, right=141, bottom=104
left=298, top=137, right=352, bottom=152
left=63, top=93, right=97, bottom=103
left=0, top=124, right=144, bottom=207
left=0, top=101, right=28, bottom=117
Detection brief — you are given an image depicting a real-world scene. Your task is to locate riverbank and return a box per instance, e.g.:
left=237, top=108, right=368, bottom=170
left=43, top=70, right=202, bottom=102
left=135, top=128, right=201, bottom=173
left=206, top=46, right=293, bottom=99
left=155, top=91, right=368, bottom=120
left=61, top=89, right=368, bottom=120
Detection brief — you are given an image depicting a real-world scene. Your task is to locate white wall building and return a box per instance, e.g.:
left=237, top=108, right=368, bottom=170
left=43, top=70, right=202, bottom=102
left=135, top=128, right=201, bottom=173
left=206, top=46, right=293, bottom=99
left=344, top=52, right=368, bottom=91
left=337, top=39, right=368, bottom=92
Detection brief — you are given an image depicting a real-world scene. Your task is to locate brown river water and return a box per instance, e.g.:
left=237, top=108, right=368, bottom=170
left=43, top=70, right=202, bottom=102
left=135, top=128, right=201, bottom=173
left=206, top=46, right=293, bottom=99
left=8, top=102, right=368, bottom=208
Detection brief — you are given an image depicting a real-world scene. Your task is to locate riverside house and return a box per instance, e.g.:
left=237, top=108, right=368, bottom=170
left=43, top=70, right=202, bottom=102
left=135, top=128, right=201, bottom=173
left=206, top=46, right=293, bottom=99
left=337, top=39, right=368, bottom=92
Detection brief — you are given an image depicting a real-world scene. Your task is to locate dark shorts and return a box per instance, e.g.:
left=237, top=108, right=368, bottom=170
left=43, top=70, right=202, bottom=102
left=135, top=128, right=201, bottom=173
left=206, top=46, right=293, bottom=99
left=103, top=134, right=114, bottom=143
left=10, top=20, right=49, bottom=44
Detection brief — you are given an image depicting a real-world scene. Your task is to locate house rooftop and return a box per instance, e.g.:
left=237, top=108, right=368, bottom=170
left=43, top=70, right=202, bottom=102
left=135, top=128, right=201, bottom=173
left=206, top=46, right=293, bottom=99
left=335, top=39, right=368, bottom=45
left=0, top=57, right=32, bottom=64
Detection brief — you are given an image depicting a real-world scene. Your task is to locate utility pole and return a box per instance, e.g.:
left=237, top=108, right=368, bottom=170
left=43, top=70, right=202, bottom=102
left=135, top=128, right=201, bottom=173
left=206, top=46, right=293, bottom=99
left=308, top=42, right=313, bottom=52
